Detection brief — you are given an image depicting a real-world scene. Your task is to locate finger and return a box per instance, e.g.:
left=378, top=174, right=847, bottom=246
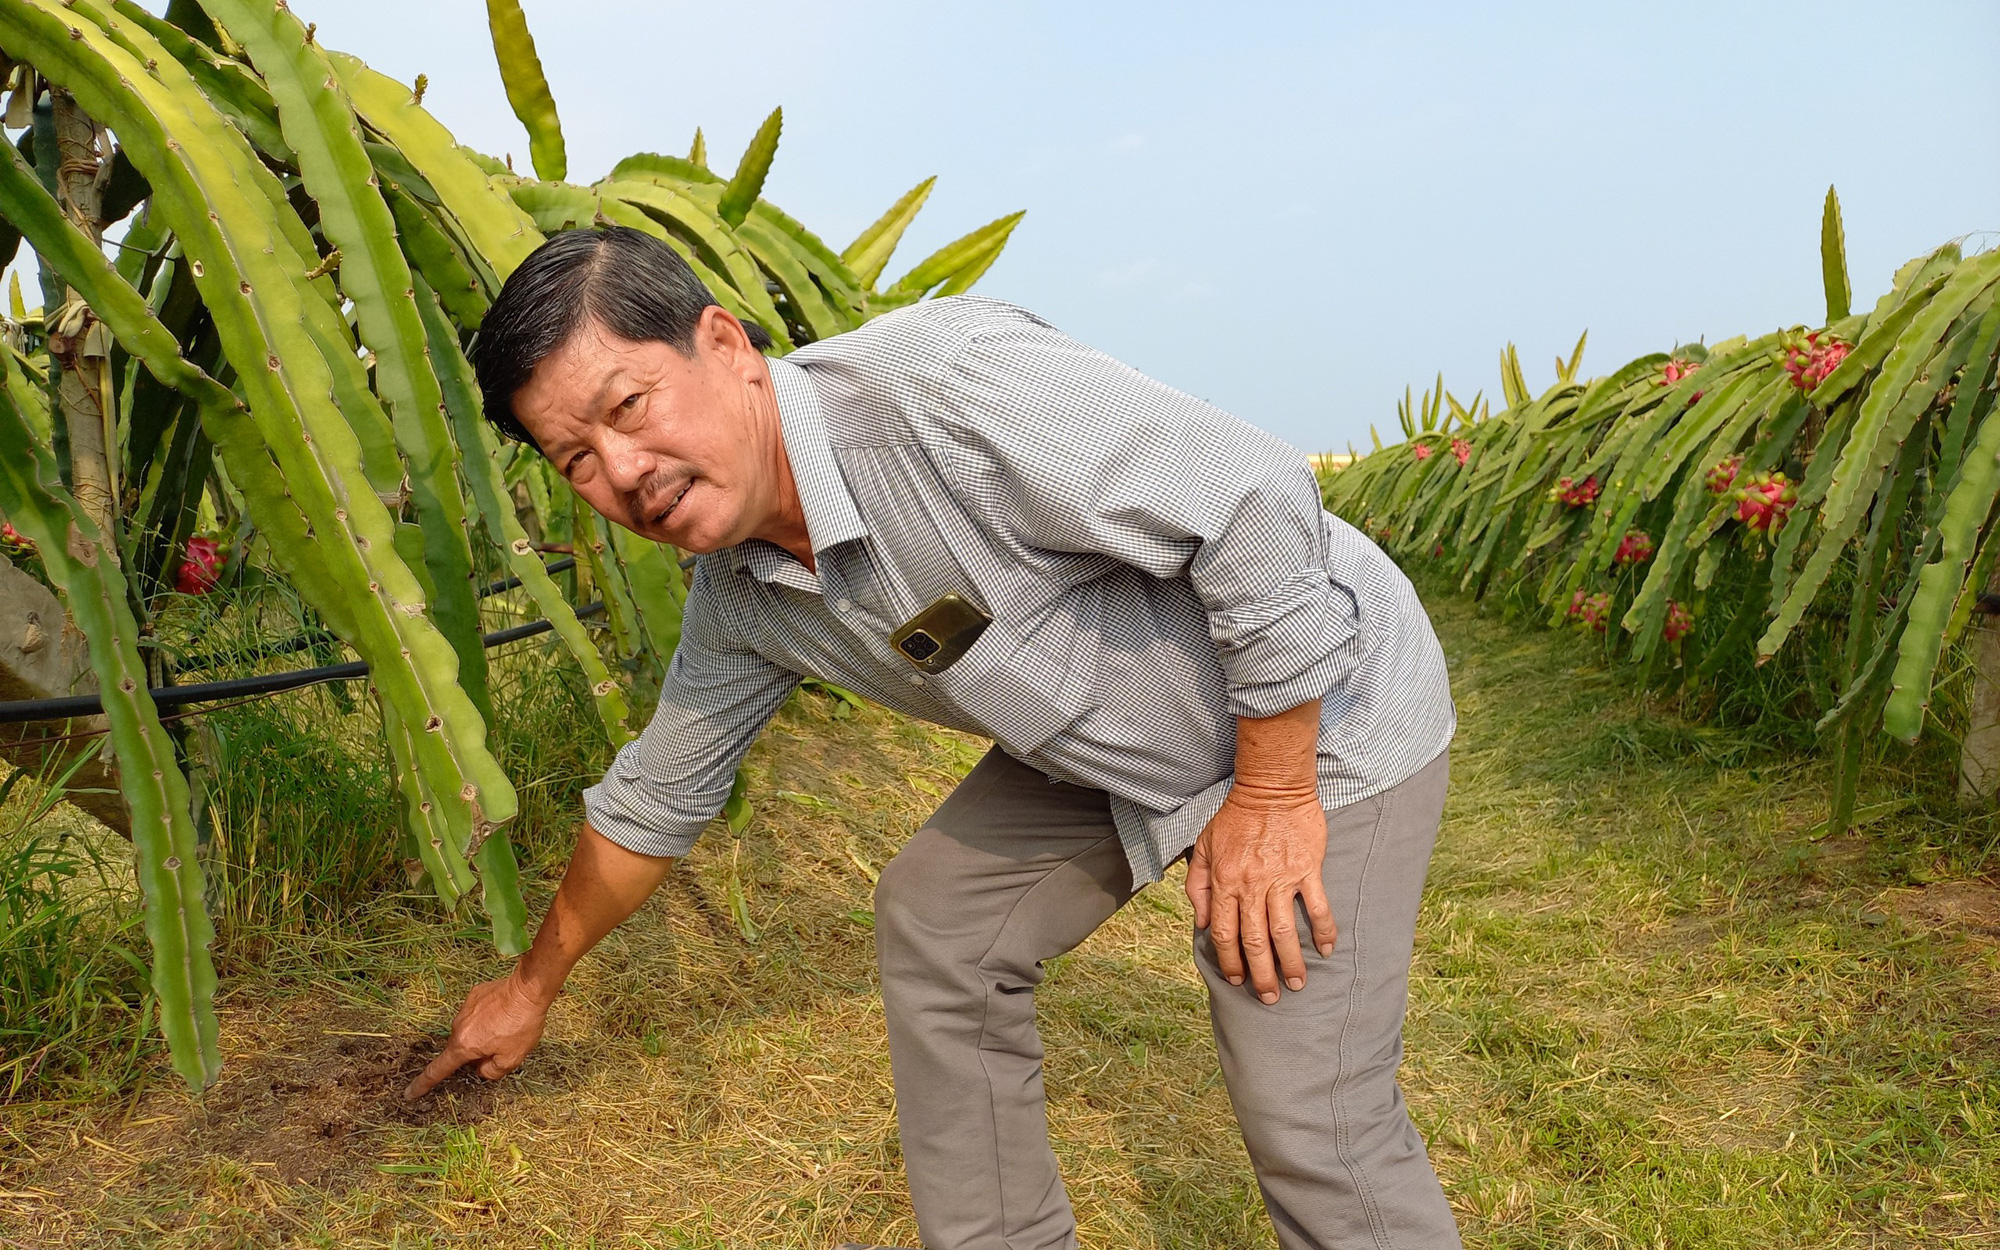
left=1300, top=873, right=1337, bottom=958
left=403, top=1042, right=471, bottom=1101
left=1184, top=847, right=1212, bottom=930
left=1210, top=891, right=1246, bottom=987
left=1268, top=887, right=1308, bottom=993
left=1238, top=896, right=1280, bottom=1004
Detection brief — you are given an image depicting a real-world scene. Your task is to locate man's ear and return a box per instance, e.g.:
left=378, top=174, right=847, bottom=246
left=696, top=305, right=762, bottom=381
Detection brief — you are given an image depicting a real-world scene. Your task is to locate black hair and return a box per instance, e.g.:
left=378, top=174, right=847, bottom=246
left=468, top=224, right=771, bottom=449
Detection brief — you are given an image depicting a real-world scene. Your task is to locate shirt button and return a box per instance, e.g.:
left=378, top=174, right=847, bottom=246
left=835, top=597, right=853, bottom=612
left=906, top=672, right=926, bottom=686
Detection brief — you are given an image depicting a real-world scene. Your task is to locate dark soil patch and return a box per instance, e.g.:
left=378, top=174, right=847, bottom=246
left=40, top=1000, right=501, bottom=1193
left=1884, top=878, right=2000, bottom=939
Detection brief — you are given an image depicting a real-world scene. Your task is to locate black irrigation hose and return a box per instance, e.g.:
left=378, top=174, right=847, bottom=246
left=179, top=556, right=584, bottom=673
left=0, top=602, right=607, bottom=725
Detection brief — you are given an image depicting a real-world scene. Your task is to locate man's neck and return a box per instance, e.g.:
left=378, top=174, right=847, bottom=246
left=747, top=365, right=817, bottom=573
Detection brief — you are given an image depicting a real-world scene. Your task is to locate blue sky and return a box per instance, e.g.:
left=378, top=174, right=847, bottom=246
left=29, top=3, right=2000, bottom=451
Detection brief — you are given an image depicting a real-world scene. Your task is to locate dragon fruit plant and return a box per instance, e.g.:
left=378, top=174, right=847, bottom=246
left=1614, top=530, right=1656, bottom=565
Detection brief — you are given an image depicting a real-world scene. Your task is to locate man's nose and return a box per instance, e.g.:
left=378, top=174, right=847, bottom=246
left=600, top=431, right=655, bottom=491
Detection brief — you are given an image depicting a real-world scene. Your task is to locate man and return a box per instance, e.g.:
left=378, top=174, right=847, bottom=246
left=405, top=225, right=1460, bottom=1250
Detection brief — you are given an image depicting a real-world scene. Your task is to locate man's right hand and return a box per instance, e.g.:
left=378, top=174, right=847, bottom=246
left=404, top=970, right=552, bottom=1100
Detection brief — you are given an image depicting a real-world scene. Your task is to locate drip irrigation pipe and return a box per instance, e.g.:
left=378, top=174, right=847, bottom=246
left=0, top=602, right=606, bottom=725
left=178, top=556, right=583, bottom=673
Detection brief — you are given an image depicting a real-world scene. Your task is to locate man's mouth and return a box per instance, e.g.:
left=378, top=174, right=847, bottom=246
left=651, top=480, right=692, bottom=528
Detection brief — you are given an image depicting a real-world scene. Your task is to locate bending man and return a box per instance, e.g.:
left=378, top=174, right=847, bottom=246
left=406, top=226, right=1461, bottom=1250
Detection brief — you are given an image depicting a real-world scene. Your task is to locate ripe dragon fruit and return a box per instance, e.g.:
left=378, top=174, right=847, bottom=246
left=1705, top=454, right=1743, bottom=495
left=1414, top=443, right=1434, bottom=461
left=1548, top=475, right=1602, bottom=508
left=1663, top=599, right=1695, bottom=643
left=1613, top=530, right=1655, bottom=565
left=1576, top=591, right=1614, bottom=633
left=1733, top=471, right=1798, bottom=538
left=1779, top=331, right=1851, bottom=393
left=1660, top=358, right=1701, bottom=386
left=0, top=522, right=34, bottom=559
left=176, top=535, right=226, bottom=595
left=1450, top=437, right=1472, bottom=467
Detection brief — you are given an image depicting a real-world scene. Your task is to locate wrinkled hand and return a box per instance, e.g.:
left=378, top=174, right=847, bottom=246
left=403, top=971, right=550, bottom=1100
left=1185, top=785, right=1335, bottom=1004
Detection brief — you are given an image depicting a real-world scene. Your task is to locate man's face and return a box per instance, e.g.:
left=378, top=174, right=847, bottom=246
left=512, top=307, right=781, bottom=553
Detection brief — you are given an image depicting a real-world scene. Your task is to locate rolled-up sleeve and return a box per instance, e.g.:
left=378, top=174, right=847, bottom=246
left=581, top=562, right=799, bottom=857
left=920, top=317, right=1359, bottom=720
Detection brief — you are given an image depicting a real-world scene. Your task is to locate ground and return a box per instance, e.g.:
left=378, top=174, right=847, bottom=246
left=2, top=594, right=1997, bottom=1247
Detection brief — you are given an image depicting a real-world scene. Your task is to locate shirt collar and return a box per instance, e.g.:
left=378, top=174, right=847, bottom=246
left=725, top=356, right=868, bottom=580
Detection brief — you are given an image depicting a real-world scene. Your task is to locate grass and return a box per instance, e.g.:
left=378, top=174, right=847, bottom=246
left=0, top=592, right=1997, bottom=1246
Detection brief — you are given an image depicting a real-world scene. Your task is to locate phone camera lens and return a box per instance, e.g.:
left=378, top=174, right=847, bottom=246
left=900, top=630, right=941, bottom=662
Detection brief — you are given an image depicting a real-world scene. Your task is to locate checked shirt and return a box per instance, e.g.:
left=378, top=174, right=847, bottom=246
left=582, top=297, right=1456, bottom=885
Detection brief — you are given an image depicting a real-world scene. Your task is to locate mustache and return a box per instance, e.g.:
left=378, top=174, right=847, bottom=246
left=629, top=470, right=683, bottom=517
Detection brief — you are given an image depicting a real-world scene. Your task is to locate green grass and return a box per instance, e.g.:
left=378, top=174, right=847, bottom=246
left=0, top=594, right=1996, bottom=1246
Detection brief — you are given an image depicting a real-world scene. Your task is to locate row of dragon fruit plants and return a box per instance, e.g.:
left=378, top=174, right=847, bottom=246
left=1322, top=191, right=2000, bottom=833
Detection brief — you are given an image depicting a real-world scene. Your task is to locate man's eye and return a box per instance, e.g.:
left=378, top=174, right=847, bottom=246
left=620, top=392, right=643, bottom=410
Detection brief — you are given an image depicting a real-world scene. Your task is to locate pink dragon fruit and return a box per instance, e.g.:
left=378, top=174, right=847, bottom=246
left=1780, top=331, right=1851, bottom=393
left=1450, top=438, right=1472, bottom=467
left=1414, top=443, right=1434, bottom=461
left=1613, top=530, right=1655, bottom=565
left=1549, top=475, right=1602, bottom=508
left=1733, top=471, right=1798, bottom=538
left=1705, top=454, right=1743, bottom=495
left=176, top=535, right=226, bottom=595
left=1577, top=591, right=1614, bottom=633
left=1661, top=358, right=1701, bottom=386
left=1565, top=588, right=1591, bottom=621
left=0, top=522, right=34, bottom=559
left=1433, top=543, right=1446, bottom=558
left=1663, top=599, right=1695, bottom=643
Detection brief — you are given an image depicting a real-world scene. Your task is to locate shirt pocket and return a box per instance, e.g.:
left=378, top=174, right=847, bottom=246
left=927, top=610, right=1098, bottom=756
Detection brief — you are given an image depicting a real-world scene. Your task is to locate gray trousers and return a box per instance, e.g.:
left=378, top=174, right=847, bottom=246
left=873, top=746, right=1459, bottom=1250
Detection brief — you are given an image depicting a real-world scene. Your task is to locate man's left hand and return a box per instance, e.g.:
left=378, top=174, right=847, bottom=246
left=1186, top=784, right=1335, bottom=1005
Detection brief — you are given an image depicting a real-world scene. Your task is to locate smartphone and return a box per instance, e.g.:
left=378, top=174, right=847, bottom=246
left=889, top=592, right=992, bottom=674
